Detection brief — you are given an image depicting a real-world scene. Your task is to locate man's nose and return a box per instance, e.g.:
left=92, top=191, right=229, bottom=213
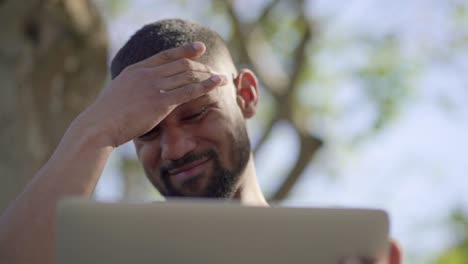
left=160, top=126, right=197, bottom=161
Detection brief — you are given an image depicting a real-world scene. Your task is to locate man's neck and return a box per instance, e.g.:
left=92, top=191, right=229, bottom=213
left=233, top=154, right=269, bottom=206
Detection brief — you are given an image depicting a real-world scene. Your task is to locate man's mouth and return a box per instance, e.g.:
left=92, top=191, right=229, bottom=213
left=168, top=157, right=211, bottom=183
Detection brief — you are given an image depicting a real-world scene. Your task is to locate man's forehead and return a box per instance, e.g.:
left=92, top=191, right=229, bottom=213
left=173, top=81, right=234, bottom=113
left=180, top=93, right=214, bottom=107
left=195, top=50, right=237, bottom=75
left=174, top=92, right=219, bottom=113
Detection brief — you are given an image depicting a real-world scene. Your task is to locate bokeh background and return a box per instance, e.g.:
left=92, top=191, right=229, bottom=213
left=1, top=0, right=467, bottom=263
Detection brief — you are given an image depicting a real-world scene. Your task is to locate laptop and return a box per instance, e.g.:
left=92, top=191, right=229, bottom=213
left=57, top=198, right=389, bottom=264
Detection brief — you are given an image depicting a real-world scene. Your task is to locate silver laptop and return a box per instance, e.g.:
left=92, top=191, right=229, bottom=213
left=57, top=198, right=389, bottom=264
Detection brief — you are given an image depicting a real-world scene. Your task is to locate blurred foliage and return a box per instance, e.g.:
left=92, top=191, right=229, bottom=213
left=435, top=209, right=468, bottom=264
left=103, top=0, right=129, bottom=17
left=453, top=4, right=468, bottom=48
left=356, top=36, right=418, bottom=134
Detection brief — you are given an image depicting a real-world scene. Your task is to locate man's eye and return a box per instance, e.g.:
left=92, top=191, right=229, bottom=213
left=183, top=108, right=208, bottom=121
left=138, top=126, right=160, bottom=141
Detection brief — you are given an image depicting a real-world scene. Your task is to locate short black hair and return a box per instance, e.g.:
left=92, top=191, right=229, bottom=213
left=110, top=19, right=232, bottom=79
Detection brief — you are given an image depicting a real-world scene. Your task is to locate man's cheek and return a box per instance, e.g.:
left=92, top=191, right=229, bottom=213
left=137, top=143, right=161, bottom=169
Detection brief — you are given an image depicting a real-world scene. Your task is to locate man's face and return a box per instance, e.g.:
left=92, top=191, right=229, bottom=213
left=134, top=67, right=252, bottom=198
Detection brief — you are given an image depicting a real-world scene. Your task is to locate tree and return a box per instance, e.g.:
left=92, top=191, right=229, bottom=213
left=0, top=0, right=108, bottom=213
left=221, top=0, right=323, bottom=201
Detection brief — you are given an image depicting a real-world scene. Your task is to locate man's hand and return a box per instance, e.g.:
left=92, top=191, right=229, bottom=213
left=339, top=240, right=402, bottom=264
left=79, top=41, right=227, bottom=148
left=0, top=41, right=227, bottom=264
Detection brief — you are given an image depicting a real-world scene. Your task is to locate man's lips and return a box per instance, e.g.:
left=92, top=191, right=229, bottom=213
left=168, top=157, right=211, bottom=183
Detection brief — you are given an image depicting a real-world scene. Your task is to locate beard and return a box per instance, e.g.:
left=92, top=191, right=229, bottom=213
left=158, top=122, right=251, bottom=198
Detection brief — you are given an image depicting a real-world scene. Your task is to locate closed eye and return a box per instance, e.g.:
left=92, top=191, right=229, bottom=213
left=138, top=126, right=161, bottom=141
left=182, top=108, right=208, bottom=121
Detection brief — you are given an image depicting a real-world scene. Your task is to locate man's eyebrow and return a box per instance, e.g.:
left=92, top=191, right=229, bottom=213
left=179, top=94, right=212, bottom=109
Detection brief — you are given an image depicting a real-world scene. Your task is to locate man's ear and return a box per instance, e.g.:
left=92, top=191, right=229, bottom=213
left=235, top=69, right=259, bottom=119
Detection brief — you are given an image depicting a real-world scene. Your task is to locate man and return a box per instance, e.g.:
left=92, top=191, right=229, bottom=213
left=0, top=19, right=401, bottom=263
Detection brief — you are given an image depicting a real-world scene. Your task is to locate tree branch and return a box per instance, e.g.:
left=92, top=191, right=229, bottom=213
left=269, top=2, right=324, bottom=201
left=223, top=0, right=283, bottom=98
left=224, top=0, right=324, bottom=202
left=251, top=0, right=281, bottom=35
left=253, top=113, right=280, bottom=155
left=283, top=10, right=311, bottom=99
left=270, top=131, right=322, bottom=202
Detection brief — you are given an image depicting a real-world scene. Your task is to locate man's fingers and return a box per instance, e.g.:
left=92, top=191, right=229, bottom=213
left=151, top=58, right=215, bottom=78
left=388, top=240, right=402, bottom=264
left=140, top=42, right=206, bottom=68
left=159, top=71, right=213, bottom=91
left=164, top=74, right=228, bottom=104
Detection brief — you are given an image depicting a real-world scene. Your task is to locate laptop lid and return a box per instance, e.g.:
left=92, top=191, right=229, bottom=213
left=57, top=198, right=389, bottom=264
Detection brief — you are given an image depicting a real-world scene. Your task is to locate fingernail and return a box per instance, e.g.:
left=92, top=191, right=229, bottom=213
left=210, top=75, right=228, bottom=84
left=192, top=42, right=204, bottom=52
left=210, top=75, right=221, bottom=82
left=219, top=75, right=228, bottom=84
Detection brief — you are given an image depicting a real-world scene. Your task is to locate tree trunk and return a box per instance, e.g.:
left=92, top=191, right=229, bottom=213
left=0, top=0, right=108, bottom=213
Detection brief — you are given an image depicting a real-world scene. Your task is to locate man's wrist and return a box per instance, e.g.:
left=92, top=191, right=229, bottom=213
left=66, top=111, right=117, bottom=151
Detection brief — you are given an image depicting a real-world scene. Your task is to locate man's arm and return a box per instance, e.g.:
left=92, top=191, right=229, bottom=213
left=0, top=118, right=114, bottom=264
left=0, top=42, right=227, bottom=264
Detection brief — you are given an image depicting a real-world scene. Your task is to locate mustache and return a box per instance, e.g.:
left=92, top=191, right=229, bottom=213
left=160, top=149, right=217, bottom=176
